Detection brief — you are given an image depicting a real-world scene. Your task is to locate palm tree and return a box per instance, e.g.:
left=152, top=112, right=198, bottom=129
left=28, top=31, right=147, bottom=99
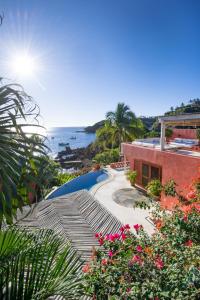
left=95, top=120, right=115, bottom=150
left=0, top=227, right=83, bottom=299
left=0, top=81, right=46, bottom=225
left=106, top=102, right=144, bottom=148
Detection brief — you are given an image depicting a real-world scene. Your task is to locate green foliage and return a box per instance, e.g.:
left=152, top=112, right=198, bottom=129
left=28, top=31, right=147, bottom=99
left=94, top=149, right=119, bottom=165
left=165, top=98, right=200, bottom=116
left=95, top=121, right=116, bottom=149
left=0, top=227, right=83, bottom=299
left=105, top=102, right=145, bottom=148
left=147, top=179, right=162, bottom=198
left=163, top=179, right=177, bottom=197
left=55, top=173, right=77, bottom=186
left=126, top=170, right=137, bottom=186
left=83, top=207, right=200, bottom=299
left=0, top=82, right=47, bottom=224
left=145, top=130, right=160, bottom=138
left=165, top=128, right=173, bottom=138
left=196, top=128, right=200, bottom=140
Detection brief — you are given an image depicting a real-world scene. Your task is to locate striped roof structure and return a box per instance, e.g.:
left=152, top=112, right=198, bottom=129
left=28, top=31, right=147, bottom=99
left=17, top=190, right=122, bottom=261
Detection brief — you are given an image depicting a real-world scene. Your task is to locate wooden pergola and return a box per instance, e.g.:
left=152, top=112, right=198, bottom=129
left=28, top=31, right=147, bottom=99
left=158, top=113, right=200, bottom=151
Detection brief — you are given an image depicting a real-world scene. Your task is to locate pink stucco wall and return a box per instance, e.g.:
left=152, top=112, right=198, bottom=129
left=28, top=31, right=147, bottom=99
left=171, top=128, right=197, bottom=139
left=122, top=143, right=200, bottom=191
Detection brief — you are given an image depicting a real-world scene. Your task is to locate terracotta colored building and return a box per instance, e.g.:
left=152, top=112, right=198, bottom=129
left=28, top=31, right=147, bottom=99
left=122, top=114, right=200, bottom=208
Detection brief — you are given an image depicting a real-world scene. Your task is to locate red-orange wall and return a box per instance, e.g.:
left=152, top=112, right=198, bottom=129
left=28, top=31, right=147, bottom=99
left=122, top=143, right=200, bottom=191
left=171, top=128, right=197, bottom=139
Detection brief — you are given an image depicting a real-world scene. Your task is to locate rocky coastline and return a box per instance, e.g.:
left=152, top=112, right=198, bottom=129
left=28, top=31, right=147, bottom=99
left=53, top=121, right=105, bottom=170
left=54, top=144, right=99, bottom=170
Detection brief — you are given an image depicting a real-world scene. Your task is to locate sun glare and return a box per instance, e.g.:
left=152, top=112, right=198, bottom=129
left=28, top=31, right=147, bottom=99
left=10, top=52, right=38, bottom=77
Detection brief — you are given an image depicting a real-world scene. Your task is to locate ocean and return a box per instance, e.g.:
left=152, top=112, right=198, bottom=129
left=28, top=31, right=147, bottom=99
left=46, top=127, right=96, bottom=157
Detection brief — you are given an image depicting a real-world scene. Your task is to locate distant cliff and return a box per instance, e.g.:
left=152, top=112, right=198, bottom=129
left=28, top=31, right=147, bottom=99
left=85, top=120, right=105, bottom=133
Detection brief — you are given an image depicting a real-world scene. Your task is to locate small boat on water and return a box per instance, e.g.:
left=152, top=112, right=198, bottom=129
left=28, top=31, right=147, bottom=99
left=59, top=142, right=70, bottom=146
left=70, top=136, right=76, bottom=140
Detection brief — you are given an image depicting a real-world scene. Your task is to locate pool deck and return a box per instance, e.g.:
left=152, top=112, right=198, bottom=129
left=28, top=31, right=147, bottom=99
left=90, top=168, right=154, bottom=235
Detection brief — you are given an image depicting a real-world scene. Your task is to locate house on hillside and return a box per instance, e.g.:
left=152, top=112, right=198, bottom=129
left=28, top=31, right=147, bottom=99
left=122, top=114, right=200, bottom=208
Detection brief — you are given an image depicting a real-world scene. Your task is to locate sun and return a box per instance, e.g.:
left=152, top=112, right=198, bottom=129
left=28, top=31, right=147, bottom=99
left=10, top=52, right=38, bottom=77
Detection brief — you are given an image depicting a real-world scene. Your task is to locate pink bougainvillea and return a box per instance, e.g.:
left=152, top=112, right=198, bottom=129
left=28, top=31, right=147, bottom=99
left=155, top=257, right=164, bottom=269
left=88, top=203, right=200, bottom=299
left=136, top=245, right=143, bottom=252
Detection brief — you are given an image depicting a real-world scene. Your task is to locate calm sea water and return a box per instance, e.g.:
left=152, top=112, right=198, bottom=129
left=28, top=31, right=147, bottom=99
left=46, top=127, right=96, bottom=157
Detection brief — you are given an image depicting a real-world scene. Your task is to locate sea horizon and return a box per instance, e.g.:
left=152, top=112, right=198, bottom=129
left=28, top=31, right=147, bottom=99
left=46, top=126, right=96, bottom=156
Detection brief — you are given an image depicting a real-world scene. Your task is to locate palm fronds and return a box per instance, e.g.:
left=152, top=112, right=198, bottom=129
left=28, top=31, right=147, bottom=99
left=0, top=227, right=84, bottom=299
left=105, top=102, right=145, bottom=147
left=0, top=81, right=47, bottom=224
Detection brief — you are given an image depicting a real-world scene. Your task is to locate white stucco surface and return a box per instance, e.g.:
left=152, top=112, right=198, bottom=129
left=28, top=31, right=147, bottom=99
left=90, top=167, right=154, bottom=235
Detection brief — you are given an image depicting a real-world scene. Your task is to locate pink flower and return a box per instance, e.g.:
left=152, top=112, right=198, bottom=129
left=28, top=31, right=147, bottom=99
left=109, top=234, right=115, bottom=242
left=101, top=258, right=108, bottom=266
left=108, top=250, right=113, bottom=257
left=105, top=234, right=118, bottom=242
left=132, top=255, right=142, bottom=265
left=82, top=263, right=90, bottom=273
left=98, top=238, right=104, bottom=246
left=120, top=226, right=125, bottom=232
left=185, top=240, right=193, bottom=247
left=136, top=245, right=143, bottom=252
left=155, top=257, right=164, bottom=269
left=133, top=224, right=142, bottom=232
left=105, top=234, right=111, bottom=241
left=186, top=190, right=196, bottom=200
left=114, top=233, right=120, bottom=239
left=121, top=233, right=127, bottom=240
left=105, top=234, right=110, bottom=241
left=124, top=224, right=130, bottom=230
left=126, top=287, right=131, bottom=293
left=95, top=233, right=99, bottom=238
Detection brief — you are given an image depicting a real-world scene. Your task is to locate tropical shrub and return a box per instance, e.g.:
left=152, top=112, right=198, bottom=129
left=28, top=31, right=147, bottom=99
left=0, top=227, right=83, bottom=299
left=83, top=206, right=200, bottom=300
left=165, top=128, right=173, bottom=139
left=55, top=172, right=77, bottom=186
left=0, top=82, right=47, bottom=224
left=94, top=149, right=119, bottom=165
left=163, top=179, right=177, bottom=197
left=126, top=170, right=137, bottom=186
left=147, top=179, right=162, bottom=198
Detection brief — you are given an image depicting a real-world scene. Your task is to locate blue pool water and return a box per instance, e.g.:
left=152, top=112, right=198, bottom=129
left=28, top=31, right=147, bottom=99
left=47, top=170, right=108, bottom=199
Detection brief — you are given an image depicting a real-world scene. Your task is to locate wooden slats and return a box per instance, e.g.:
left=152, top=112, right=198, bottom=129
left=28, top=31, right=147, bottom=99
left=18, top=190, right=122, bottom=261
left=17, top=190, right=123, bottom=300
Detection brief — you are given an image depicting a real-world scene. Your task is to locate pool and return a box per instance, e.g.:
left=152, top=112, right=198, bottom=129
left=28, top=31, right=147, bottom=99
left=47, top=170, right=108, bottom=199
left=132, top=138, right=160, bottom=148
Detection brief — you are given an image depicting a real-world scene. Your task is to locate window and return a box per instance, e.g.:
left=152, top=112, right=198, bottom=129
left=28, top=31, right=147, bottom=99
left=151, top=166, right=160, bottom=179
left=142, top=163, right=161, bottom=187
left=142, top=164, right=149, bottom=187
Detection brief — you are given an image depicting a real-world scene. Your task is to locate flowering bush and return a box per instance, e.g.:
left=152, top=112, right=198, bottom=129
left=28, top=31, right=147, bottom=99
left=147, top=179, right=163, bottom=198
left=83, top=207, right=200, bottom=299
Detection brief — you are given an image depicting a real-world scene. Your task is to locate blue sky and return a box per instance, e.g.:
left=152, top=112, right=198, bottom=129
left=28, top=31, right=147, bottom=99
left=0, top=0, right=200, bottom=127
